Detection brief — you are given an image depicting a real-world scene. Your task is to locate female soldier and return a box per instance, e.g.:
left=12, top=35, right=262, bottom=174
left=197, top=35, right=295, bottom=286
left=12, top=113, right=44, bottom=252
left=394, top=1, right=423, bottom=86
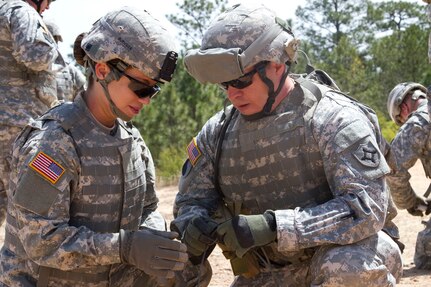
left=0, top=6, right=187, bottom=287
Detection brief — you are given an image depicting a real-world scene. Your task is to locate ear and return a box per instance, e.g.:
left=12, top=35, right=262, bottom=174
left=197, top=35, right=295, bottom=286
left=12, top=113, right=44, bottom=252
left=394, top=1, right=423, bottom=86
left=94, top=63, right=111, bottom=80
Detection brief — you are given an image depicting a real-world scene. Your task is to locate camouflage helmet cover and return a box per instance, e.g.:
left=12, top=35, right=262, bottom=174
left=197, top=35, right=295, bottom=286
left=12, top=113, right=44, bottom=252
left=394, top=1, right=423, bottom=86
left=184, top=3, right=299, bottom=84
left=44, top=18, right=62, bottom=42
left=81, top=6, right=177, bottom=82
left=202, top=4, right=296, bottom=68
left=387, top=82, right=427, bottom=125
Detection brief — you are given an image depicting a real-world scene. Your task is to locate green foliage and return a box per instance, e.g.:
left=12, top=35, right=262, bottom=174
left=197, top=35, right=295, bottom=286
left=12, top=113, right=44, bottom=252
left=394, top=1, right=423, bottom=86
left=156, top=146, right=186, bottom=181
left=167, top=0, right=228, bottom=50
left=377, top=111, right=399, bottom=143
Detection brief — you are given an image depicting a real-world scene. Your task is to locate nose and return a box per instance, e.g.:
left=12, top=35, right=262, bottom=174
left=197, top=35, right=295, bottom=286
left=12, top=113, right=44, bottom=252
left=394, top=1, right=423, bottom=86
left=138, top=97, right=151, bottom=105
left=226, top=87, right=242, bottom=100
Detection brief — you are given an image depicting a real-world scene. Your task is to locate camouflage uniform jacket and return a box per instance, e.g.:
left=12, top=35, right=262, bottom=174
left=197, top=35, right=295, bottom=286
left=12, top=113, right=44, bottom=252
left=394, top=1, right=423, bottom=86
left=173, top=81, right=392, bottom=261
left=0, top=93, right=163, bottom=286
left=54, top=62, right=86, bottom=102
left=0, top=0, right=60, bottom=128
left=386, top=100, right=431, bottom=209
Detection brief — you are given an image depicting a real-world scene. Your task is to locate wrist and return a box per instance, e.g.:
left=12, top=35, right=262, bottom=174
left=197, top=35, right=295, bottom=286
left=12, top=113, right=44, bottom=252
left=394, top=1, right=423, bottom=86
left=263, top=210, right=276, bottom=232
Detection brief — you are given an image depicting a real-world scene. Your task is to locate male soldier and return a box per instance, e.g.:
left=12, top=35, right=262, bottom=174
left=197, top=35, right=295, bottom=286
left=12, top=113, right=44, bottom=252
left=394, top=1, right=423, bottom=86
left=171, top=4, right=403, bottom=286
left=44, top=17, right=86, bottom=101
left=386, top=82, right=431, bottom=269
left=0, top=0, right=61, bottom=226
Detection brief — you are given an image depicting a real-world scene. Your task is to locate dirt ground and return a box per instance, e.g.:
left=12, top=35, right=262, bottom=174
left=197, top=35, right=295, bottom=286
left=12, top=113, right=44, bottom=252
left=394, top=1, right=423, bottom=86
left=0, top=162, right=430, bottom=286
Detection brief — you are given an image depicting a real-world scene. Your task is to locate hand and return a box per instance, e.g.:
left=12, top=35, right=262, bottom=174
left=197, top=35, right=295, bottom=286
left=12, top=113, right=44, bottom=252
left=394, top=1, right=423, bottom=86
left=119, top=229, right=188, bottom=281
left=182, top=216, right=218, bottom=258
left=216, top=211, right=277, bottom=258
left=407, top=196, right=429, bottom=217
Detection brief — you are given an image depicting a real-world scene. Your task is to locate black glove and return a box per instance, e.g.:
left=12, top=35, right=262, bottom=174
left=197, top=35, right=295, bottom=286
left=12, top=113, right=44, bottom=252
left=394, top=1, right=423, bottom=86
left=216, top=210, right=277, bottom=258
left=407, top=196, right=429, bottom=217
left=119, top=228, right=188, bottom=280
left=182, top=216, right=218, bottom=264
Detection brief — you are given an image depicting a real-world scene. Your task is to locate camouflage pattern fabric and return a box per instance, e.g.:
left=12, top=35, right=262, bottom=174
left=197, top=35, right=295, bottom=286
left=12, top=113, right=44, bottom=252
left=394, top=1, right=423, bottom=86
left=81, top=6, right=176, bottom=82
left=0, top=0, right=60, bottom=226
left=0, top=0, right=59, bottom=126
left=415, top=219, right=431, bottom=269
left=0, top=93, right=164, bottom=286
left=386, top=100, right=431, bottom=269
left=54, top=63, right=86, bottom=101
left=0, top=125, right=21, bottom=225
left=173, top=83, right=403, bottom=286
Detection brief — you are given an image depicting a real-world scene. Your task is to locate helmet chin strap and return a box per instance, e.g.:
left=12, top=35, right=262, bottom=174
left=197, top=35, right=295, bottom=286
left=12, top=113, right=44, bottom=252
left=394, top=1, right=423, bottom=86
left=242, top=63, right=291, bottom=121
left=98, top=80, right=130, bottom=121
left=87, top=61, right=130, bottom=121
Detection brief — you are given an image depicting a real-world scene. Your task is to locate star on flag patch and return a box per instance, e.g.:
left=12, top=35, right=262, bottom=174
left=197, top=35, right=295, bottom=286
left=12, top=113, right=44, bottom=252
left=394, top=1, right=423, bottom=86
left=29, top=152, right=65, bottom=184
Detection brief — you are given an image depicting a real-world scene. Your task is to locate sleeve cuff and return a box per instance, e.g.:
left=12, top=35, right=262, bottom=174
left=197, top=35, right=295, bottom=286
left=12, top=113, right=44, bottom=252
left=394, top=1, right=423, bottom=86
left=275, top=209, right=299, bottom=252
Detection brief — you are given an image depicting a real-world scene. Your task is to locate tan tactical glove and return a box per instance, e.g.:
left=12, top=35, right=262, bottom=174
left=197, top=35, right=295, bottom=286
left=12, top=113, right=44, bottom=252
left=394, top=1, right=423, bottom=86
left=119, top=228, right=188, bottom=280
left=217, top=210, right=277, bottom=258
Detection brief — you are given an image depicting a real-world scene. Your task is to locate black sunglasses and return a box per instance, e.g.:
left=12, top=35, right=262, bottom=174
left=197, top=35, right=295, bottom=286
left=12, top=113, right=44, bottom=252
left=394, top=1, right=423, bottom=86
left=220, top=61, right=268, bottom=90
left=122, top=73, right=160, bottom=99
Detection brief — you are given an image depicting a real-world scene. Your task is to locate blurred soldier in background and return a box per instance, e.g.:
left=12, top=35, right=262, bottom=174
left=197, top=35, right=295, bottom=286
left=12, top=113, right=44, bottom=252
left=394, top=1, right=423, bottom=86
left=0, top=0, right=61, bottom=227
left=386, top=82, right=431, bottom=270
left=44, top=17, right=86, bottom=101
left=172, top=3, right=403, bottom=286
left=0, top=6, right=187, bottom=287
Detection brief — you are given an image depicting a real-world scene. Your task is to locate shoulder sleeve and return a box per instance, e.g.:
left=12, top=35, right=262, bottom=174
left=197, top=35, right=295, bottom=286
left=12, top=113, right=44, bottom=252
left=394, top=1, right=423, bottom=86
left=10, top=5, right=58, bottom=71
left=12, top=122, right=78, bottom=216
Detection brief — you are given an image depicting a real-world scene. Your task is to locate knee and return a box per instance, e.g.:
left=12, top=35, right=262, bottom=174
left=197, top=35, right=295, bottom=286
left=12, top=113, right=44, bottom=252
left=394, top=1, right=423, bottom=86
left=309, top=234, right=401, bottom=287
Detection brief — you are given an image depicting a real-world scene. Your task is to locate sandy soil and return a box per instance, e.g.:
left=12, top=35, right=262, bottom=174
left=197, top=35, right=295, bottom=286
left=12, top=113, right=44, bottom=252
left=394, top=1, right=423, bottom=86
left=0, top=162, right=429, bottom=286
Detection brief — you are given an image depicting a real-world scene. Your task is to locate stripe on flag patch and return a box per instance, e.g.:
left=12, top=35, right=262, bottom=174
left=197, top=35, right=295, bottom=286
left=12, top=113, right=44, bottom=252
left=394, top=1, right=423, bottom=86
left=187, top=137, right=202, bottom=166
left=29, top=151, right=65, bottom=184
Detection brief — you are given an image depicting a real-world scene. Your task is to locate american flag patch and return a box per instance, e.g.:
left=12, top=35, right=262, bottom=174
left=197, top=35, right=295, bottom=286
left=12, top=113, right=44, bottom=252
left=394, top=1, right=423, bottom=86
left=187, top=137, right=202, bottom=166
left=29, top=152, right=65, bottom=184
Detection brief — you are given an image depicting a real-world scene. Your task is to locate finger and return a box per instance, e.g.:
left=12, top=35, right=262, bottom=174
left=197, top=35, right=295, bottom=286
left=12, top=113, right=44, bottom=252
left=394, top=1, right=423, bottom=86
left=151, top=230, right=180, bottom=240
left=151, top=258, right=186, bottom=271
left=156, top=276, right=174, bottom=287
left=184, top=242, right=205, bottom=257
left=147, top=269, right=176, bottom=279
left=157, top=237, right=187, bottom=252
left=155, top=247, right=189, bottom=262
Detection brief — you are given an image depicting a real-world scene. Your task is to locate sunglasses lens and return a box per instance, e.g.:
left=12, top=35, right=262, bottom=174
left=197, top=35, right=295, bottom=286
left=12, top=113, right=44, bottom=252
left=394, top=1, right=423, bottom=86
left=135, top=85, right=160, bottom=99
left=124, top=73, right=160, bottom=99
left=220, top=66, right=259, bottom=90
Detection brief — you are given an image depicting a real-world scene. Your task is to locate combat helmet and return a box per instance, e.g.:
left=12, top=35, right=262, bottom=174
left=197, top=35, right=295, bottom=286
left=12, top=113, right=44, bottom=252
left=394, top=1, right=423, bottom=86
left=184, top=3, right=299, bottom=85
left=387, top=82, right=427, bottom=126
left=44, top=18, right=62, bottom=43
left=81, top=6, right=178, bottom=83
left=184, top=4, right=299, bottom=118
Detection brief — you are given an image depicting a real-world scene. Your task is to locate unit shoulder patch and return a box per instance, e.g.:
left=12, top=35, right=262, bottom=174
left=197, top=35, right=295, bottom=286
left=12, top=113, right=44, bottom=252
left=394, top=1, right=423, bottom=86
left=29, top=151, right=65, bottom=184
left=353, top=141, right=380, bottom=168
